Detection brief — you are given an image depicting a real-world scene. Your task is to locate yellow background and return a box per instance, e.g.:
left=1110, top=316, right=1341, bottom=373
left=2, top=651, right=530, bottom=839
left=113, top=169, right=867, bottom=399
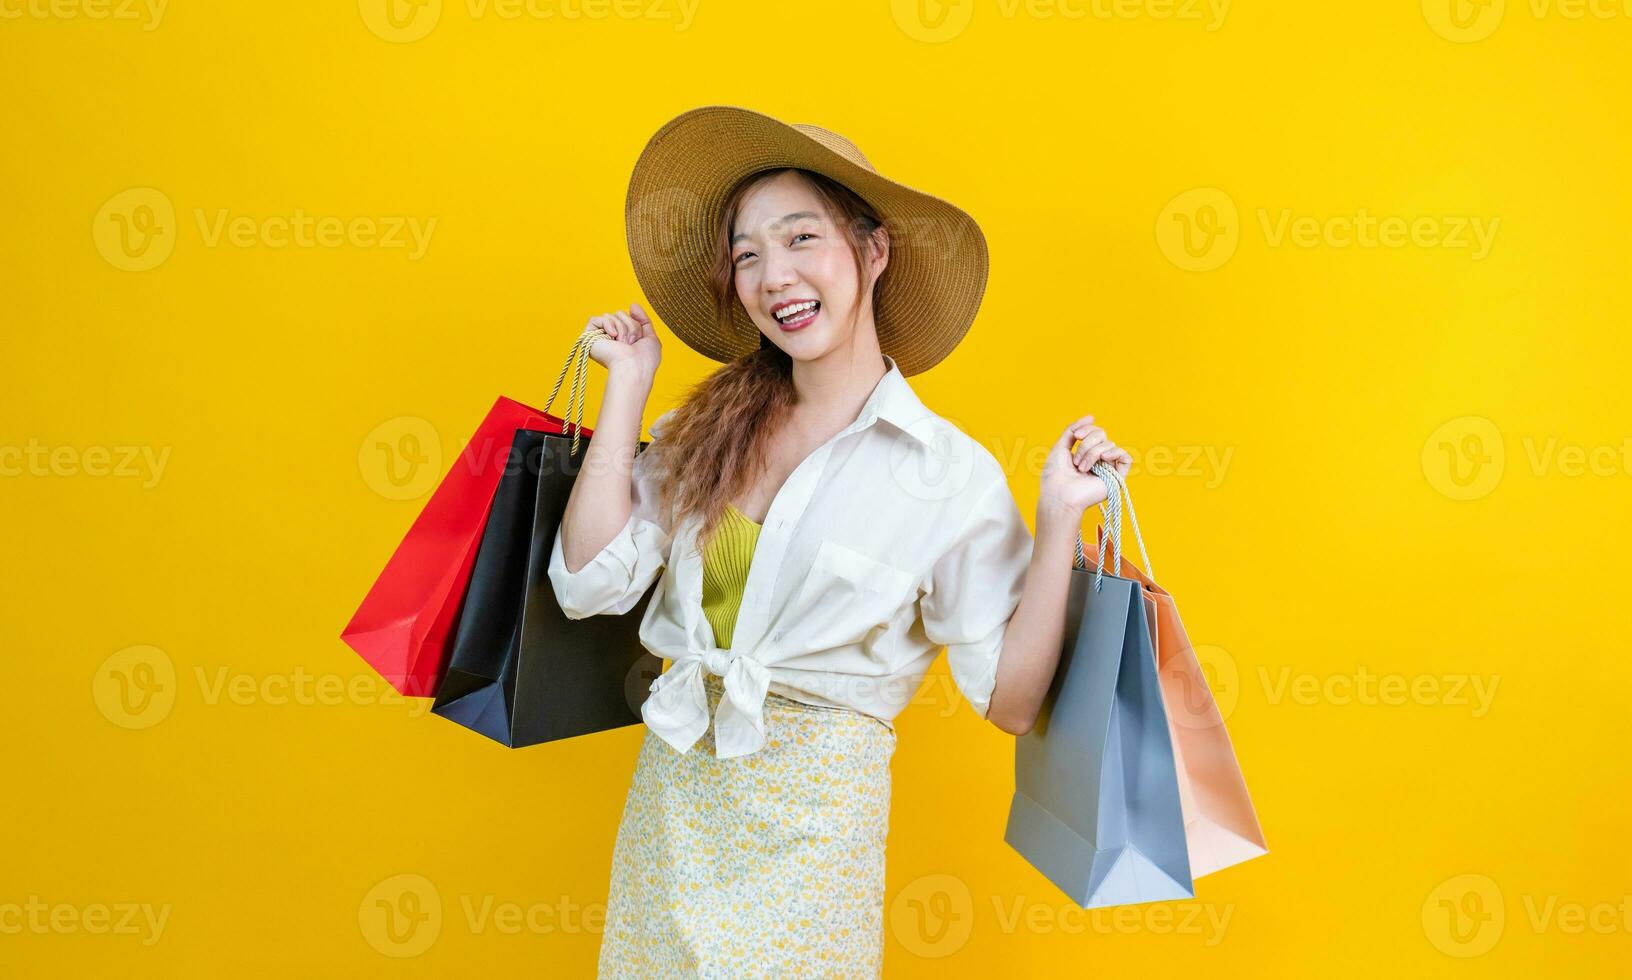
left=3, top=0, right=1629, bottom=975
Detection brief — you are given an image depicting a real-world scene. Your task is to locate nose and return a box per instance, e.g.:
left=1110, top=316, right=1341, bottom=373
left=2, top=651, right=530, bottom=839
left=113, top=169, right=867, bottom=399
left=762, top=246, right=797, bottom=296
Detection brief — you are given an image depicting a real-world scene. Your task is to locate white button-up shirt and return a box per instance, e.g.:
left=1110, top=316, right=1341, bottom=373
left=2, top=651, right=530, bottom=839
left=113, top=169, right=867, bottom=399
left=547, top=354, right=1034, bottom=758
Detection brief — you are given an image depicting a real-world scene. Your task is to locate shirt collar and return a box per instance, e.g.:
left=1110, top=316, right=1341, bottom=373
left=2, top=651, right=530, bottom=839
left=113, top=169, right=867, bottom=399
left=655, top=354, right=935, bottom=447
left=861, top=353, right=936, bottom=447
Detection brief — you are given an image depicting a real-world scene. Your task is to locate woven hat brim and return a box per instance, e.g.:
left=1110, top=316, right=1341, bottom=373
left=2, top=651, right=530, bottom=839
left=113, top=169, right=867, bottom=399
left=625, top=105, right=989, bottom=377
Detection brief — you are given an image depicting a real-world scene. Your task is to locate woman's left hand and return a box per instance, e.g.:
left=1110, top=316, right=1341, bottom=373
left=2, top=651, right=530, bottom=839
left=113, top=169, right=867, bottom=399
left=1039, top=415, right=1132, bottom=516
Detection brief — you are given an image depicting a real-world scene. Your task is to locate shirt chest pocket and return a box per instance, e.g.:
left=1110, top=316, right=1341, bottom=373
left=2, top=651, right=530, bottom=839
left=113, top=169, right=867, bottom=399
left=786, top=541, right=917, bottom=652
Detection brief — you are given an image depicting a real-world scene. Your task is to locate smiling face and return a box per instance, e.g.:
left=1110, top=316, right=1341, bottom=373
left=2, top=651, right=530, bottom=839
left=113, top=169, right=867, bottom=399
left=729, top=170, right=887, bottom=363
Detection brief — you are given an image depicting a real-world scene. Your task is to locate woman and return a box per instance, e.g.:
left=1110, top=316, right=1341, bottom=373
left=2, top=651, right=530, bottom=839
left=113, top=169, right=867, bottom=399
left=547, top=106, right=1132, bottom=977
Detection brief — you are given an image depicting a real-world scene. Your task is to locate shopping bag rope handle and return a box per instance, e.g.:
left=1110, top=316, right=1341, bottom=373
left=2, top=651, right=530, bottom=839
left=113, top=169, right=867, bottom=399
left=1073, top=462, right=1154, bottom=591
left=542, top=325, right=611, bottom=456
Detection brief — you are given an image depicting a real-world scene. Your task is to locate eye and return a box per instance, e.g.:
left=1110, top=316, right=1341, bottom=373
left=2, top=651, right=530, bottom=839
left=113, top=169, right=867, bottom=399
left=733, top=231, right=814, bottom=267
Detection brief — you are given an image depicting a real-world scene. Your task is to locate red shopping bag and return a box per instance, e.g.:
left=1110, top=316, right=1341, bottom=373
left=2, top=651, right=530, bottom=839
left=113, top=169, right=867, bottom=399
left=341, top=396, right=585, bottom=696
left=344, top=327, right=609, bottom=697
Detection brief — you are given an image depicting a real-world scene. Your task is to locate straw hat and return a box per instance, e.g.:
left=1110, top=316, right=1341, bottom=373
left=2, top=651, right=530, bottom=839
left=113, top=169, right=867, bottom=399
left=624, top=105, right=990, bottom=378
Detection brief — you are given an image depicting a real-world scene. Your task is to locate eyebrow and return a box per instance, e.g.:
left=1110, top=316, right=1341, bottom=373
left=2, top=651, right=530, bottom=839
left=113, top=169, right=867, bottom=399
left=731, top=211, right=820, bottom=246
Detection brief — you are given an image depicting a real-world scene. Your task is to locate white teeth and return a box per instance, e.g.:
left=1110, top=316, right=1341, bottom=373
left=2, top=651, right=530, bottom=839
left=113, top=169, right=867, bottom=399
left=774, top=301, right=818, bottom=322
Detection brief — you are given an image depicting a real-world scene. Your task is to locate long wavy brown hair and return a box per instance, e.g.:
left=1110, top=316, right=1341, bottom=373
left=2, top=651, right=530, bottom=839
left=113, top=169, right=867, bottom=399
left=648, top=167, right=890, bottom=553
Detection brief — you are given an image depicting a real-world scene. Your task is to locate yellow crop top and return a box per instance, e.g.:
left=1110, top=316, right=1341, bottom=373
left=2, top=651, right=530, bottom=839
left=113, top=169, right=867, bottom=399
left=699, top=503, right=762, bottom=649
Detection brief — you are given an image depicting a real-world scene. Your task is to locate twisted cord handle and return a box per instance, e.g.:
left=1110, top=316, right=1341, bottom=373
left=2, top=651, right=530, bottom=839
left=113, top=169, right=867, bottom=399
left=541, top=326, right=610, bottom=456
left=1072, top=462, right=1154, bottom=591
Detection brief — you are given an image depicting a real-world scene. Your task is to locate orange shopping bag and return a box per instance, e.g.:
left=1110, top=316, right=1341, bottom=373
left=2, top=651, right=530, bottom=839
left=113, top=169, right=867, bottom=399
left=1089, top=481, right=1268, bottom=879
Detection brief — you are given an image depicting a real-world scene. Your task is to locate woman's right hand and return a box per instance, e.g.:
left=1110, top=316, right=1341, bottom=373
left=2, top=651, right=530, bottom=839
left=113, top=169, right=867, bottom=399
left=586, top=302, right=662, bottom=378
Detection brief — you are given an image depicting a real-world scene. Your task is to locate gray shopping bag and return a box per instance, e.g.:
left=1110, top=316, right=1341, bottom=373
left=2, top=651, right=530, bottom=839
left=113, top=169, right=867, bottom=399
left=1003, top=463, right=1194, bottom=908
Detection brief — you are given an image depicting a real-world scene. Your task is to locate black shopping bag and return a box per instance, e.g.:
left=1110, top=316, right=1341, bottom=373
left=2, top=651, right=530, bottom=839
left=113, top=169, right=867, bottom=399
left=432, top=426, right=663, bottom=747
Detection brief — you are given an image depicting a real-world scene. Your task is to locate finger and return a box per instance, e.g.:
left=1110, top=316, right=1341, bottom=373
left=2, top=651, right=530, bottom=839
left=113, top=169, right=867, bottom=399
left=1071, top=430, right=1106, bottom=466
left=625, top=317, right=647, bottom=344
left=1054, top=414, right=1096, bottom=450
left=601, top=312, right=621, bottom=340
left=628, top=301, right=652, bottom=327
left=617, top=309, right=647, bottom=342
left=1080, top=441, right=1117, bottom=474
left=610, top=310, right=639, bottom=338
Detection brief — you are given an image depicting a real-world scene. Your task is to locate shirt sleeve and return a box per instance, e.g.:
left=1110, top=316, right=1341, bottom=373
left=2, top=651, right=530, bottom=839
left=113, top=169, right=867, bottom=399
left=917, top=475, right=1035, bottom=720
left=546, top=409, right=676, bottom=619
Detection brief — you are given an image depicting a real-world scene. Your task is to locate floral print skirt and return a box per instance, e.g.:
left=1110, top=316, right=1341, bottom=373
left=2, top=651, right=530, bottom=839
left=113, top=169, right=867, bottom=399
left=597, top=671, right=897, bottom=978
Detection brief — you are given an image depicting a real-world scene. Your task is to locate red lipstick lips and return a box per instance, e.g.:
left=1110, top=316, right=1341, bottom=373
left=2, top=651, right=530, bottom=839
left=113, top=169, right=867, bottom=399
left=770, top=298, right=820, bottom=330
